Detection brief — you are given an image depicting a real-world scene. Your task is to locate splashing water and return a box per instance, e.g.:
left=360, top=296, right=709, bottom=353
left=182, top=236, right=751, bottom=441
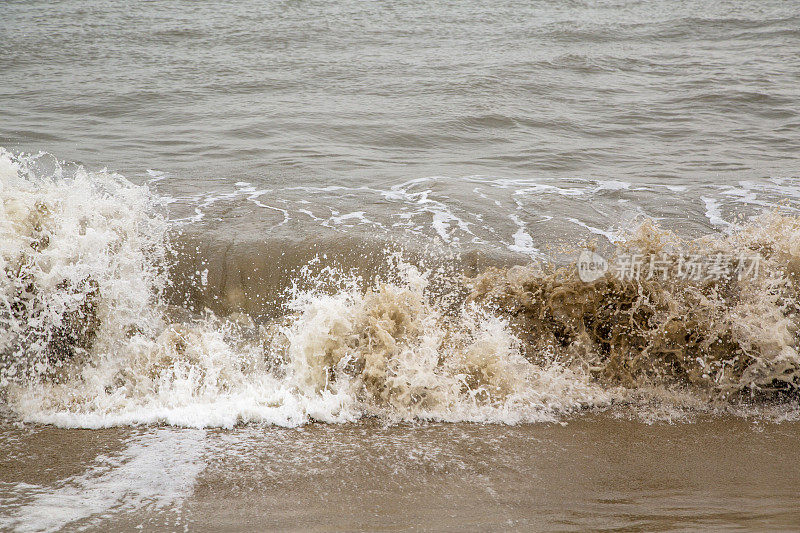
left=1, top=149, right=799, bottom=429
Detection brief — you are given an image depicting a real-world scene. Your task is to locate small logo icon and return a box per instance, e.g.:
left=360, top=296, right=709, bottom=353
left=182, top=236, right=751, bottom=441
left=577, top=250, right=608, bottom=282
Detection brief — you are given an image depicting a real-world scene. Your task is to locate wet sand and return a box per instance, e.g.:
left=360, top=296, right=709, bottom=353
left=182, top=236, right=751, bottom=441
left=2, top=414, right=799, bottom=531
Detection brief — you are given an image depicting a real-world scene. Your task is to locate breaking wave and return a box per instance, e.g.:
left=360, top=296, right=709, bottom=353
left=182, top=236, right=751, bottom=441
left=1, top=149, right=798, bottom=428
left=470, top=215, right=800, bottom=399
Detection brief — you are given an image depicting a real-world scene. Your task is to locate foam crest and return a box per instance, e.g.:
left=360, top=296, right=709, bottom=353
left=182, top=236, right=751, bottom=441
left=276, top=258, right=606, bottom=423
left=10, top=260, right=603, bottom=428
left=0, top=149, right=168, bottom=385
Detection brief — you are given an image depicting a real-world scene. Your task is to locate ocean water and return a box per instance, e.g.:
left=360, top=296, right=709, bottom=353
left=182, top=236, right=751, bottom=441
left=2, top=0, right=800, bottom=530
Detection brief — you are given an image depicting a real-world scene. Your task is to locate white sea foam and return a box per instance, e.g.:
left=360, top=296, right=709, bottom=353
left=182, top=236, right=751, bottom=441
left=701, top=196, right=732, bottom=228
left=567, top=217, right=621, bottom=243
left=507, top=214, right=540, bottom=256
left=0, top=429, right=205, bottom=532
